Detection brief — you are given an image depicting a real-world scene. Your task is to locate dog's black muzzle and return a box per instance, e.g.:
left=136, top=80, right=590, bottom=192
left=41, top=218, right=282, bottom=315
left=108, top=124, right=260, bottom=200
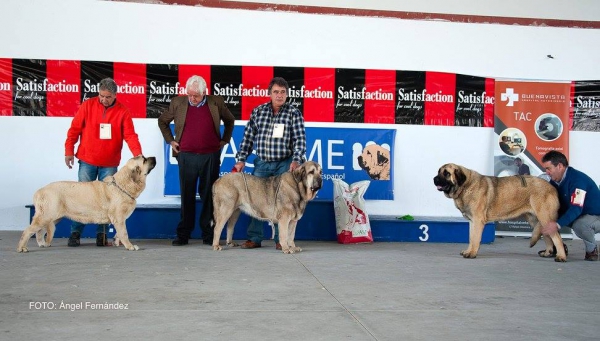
left=145, top=156, right=157, bottom=175
left=433, top=175, right=450, bottom=192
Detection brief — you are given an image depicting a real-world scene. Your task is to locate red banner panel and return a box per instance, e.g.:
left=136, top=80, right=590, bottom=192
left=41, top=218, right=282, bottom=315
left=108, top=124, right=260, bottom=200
left=364, top=69, right=395, bottom=124
left=241, top=66, right=273, bottom=120
left=178, top=64, right=211, bottom=94
left=303, top=67, right=335, bottom=122
left=0, top=58, right=12, bottom=116
left=484, top=78, right=495, bottom=127
left=46, top=60, right=81, bottom=117
left=424, top=71, right=456, bottom=126
left=113, top=62, right=147, bottom=118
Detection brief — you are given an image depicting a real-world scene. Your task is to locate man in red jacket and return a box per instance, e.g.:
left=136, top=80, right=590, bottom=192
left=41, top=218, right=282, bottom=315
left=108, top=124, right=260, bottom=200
left=64, top=78, right=143, bottom=247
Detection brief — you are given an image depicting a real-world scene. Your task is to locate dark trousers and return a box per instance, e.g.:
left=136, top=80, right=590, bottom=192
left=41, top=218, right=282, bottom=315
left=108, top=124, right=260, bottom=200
left=176, top=151, right=220, bottom=241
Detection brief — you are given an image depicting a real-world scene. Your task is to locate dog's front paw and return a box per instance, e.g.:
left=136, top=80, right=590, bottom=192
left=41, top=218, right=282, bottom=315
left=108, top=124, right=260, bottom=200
left=125, top=245, right=139, bottom=251
left=282, top=248, right=294, bottom=254
left=554, top=256, right=567, bottom=262
left=113, top=238, right=121, bottom=247
left=226, top=241, right=239, bottom=247
left=290, top=246, right=302, bottom=253
left=460, top=249, right=477, bottom=258
left=37, top=242, right=47, bottom=248
left=17, top=247, right=28, bottom=253
left=213, top=245, right=223, bottom=251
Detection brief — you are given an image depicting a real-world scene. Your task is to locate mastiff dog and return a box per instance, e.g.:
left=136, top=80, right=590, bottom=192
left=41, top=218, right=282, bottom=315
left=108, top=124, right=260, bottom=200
left=212, top=161, right=323, bottom=254
left=17, top=156, right=156, bottom=253
left=433, top=163, right=567, bottom=262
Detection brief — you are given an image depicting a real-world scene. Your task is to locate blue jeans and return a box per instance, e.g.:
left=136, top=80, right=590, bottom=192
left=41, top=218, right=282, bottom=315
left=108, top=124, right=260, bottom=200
left=70, top=161, right=117, bottom=235
left=246, top=156, right=293, bottom=244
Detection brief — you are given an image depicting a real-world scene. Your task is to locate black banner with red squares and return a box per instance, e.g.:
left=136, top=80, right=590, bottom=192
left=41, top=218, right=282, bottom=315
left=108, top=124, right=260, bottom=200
left=0, top=57, right=597, bottom=130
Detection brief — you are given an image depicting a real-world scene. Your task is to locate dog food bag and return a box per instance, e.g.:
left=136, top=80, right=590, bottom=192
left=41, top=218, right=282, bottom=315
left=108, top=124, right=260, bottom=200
left=332, top=179, right=373, bottom=244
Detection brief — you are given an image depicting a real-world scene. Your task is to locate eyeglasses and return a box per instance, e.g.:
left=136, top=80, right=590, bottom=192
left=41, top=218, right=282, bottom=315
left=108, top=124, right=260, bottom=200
left=271, top=90, right=287, bottom=96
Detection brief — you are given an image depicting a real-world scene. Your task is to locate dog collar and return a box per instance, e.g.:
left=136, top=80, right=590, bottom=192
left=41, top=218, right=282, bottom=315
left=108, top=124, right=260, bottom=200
left=110, top=178, right=135, bottom=200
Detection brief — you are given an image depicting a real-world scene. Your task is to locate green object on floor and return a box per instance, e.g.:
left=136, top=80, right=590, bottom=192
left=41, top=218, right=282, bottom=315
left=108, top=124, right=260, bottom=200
left=397, top=214, right=414, bottom=221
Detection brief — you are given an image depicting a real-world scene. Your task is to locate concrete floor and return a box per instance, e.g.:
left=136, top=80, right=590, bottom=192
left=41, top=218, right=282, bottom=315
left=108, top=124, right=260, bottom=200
left=1, top=230, right=599, bottom=341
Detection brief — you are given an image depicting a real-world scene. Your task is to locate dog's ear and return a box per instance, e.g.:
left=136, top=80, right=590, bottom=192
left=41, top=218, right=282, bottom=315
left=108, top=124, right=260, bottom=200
left=377, top=151, right=389, bottom=165
left=131, top=166, right=142, bottom=182
left=454, top=168, right=466, bottom=186
left=293, top=165, right=305, bottom=183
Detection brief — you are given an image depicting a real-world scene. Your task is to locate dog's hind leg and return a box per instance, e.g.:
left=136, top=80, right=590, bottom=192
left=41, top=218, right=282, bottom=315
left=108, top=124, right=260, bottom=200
left=44, top=219, right=59, bottom=247
left=525, top=213, right=554, bottom=257
left=532, top=200, right=565, bottom=261
left=526, top=214, right=542, bottom=247
left=35, top=228, right=46, bottom=247
left=212, top=201, right=237, bottom=251
left=225, top=209, right=241, bottom=247
left=549, top=232, right=567, bottom=262
left=36, top=219, right=59, bottom=248
left=17, top=216, right=47, bottom=253
left=287, top=220, right=302, bottom=253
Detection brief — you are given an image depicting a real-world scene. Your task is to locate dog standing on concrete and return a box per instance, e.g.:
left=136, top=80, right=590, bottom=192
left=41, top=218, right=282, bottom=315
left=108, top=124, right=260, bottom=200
left=433, top=163, right=566, bottom=262
left=212, top=161, right=323, bottom=254
left=17, top=156, right=156, bottom=253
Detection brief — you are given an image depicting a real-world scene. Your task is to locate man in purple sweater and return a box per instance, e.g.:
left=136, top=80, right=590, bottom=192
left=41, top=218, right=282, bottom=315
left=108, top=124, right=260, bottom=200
left=158, top=75, right=235, bottom=246
left=542, top=151, right=600, bottom=261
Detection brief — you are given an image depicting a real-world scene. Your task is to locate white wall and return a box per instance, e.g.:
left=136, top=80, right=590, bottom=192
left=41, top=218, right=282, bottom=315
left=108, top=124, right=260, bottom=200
left=1, top=0, right=599, bottom=230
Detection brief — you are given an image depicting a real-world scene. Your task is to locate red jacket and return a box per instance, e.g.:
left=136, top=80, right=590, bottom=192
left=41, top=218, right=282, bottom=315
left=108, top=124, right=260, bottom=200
left=65, top=97, right=142, bottom=167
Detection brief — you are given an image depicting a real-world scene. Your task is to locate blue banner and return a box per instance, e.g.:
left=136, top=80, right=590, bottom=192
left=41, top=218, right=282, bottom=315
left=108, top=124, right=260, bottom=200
left=164, top=124, right=395, bottom=200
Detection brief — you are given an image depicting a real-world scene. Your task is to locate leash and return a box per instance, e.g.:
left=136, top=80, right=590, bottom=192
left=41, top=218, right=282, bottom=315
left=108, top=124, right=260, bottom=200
left=109, top=178, right=135, bottom=201
left=517, top=175, right=527, bottom=187
left=241, top=172, right=283, bottom=239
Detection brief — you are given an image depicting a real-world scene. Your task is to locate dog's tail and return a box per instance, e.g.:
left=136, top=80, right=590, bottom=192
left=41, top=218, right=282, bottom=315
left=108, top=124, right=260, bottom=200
left=269, top=222, right=275, bottom=240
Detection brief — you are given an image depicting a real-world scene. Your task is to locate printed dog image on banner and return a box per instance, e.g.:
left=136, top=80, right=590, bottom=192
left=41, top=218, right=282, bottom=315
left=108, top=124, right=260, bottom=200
left=356, top=142, right=391, bottom=180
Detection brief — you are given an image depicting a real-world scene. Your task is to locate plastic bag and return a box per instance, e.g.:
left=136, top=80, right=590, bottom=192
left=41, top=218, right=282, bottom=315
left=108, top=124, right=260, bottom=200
left=333, top=179, right=373, bottom=244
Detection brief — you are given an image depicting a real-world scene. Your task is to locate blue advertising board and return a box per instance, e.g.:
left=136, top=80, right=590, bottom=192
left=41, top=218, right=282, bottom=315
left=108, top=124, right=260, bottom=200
left=164, top=123, right=395, bottom=200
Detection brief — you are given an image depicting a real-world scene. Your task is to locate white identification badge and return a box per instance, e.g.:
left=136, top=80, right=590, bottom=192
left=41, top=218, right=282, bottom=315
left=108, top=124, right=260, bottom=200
left=100, top=123, right=112, bottom=139
left=272, top=123, right=284, bottom=138
left=571, top=188, right=586, bottom=207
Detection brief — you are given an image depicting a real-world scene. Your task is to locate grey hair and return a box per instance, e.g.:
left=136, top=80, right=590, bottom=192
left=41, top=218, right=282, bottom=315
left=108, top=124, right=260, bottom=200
left=99, top=78, right=118, bottom=94
left=185, top=75, right=207, bottom=94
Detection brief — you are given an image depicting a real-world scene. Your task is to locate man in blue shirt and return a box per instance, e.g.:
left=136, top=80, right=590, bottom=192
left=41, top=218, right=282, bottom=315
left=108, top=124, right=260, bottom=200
left=541, top=151, right=600, bottom=261
left=233, top=77, right=307, bottom=250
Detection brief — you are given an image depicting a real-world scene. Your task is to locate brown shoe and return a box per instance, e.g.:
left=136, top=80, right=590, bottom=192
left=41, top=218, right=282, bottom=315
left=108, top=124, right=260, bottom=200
left=584, top=247, right=598, bottom=261
left=240, top=240, right=261, bottom=249
left=275, top=243, right=282, bottom=250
